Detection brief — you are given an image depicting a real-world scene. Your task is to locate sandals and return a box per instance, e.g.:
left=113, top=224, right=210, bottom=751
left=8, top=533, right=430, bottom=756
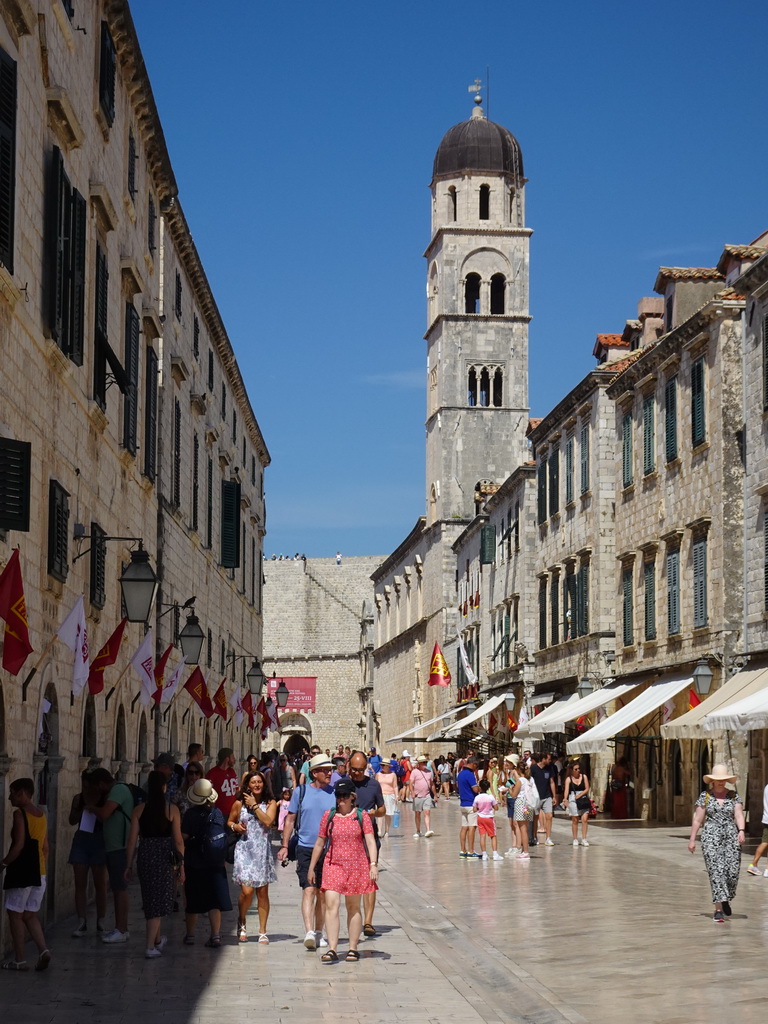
left=1, top=960, right=29, bottom=971
left=345, top=949, right=360, bottom=961
left=320, top=950, right=338, bottom=963
left=204, top=934, right=221, bottom=948
left=238, top=923, right=247, bottom=943
left=35, top=950, right=51, bottom=972
left=363, top=924, right=377, bottom=937
left=183, top=934, right=195, bottom=945
left=258, top=933, right=269, bottom=944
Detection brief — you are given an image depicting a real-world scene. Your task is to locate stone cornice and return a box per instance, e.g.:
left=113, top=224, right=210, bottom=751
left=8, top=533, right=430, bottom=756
left=371, top=518, right=426, bottom=582
left=425, top=312, right=531, bottom=339
left=733, top=247, right=768, bottom=295
left=424, top=225, right=533, bottom=258
left=528, top=370, right=611, bottom=445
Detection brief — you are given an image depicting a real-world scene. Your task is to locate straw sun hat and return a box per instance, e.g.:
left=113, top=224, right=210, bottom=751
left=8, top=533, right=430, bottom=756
left=703, top=763, right=737, bottom=784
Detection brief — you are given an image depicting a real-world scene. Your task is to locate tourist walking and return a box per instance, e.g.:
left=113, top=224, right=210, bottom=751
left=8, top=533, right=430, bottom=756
left=206, top=748, right=239, bottom=819
left=688, top=764, right=746, bottom=923
left=227, top=771, right=277, bottom=943
left=411, top=754, right=437, bottom=838
left=473, top=779, right=503, bottom=860
left=124, top=770, right=184, bottom=958
left=530, top=752, right=557, bottom=846
left=563, top=761, right=591, bottom=847
left=180, top=779, right=232, bottom=947
left=502, top=754, right=520, bottom=855
left=277, top=752, right=335, bottom=950
left=85, top=767, right=133, bottom=943
left=457, top=757, right=480, bottom=858
left=511, top=763, right=533, bottom=859
left=1, top=778, right=51, bottom=972
left=179, top=762, right=205, bottom=813
left=348, top=751, right=385, bottom=937
left=747, top=780, right=768, bottom=876
left=308, top=778, right=378, bottom=963
left=609, top=756, right=631, bottom=819
left=437, top=756, right=453, bottom=798
left=67, top=769, right=108, bottom=938
left=375, top=760, right=399, bottom=837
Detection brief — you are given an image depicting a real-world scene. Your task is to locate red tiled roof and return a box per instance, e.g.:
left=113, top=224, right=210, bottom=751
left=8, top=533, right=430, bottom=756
left=593, top=334, right=629, bottom=360
left=605, top=348, right=648, bottom=378
left=716, top=243, right=768, bottom=274
left=654, top=267, right=723, bottom=293
left=526, top=418, right=543, bottom=436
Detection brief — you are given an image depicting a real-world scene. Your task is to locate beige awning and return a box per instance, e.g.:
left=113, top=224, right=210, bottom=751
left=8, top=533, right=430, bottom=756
left=441, top=692, right=510, bottom=738
left=385, top=706, right=464, bottom=744
left=661, top=665, right=768, bottom=739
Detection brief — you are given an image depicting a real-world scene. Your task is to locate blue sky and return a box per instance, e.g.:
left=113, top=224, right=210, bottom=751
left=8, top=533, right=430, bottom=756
left=132, top=1, right=768, bottom=558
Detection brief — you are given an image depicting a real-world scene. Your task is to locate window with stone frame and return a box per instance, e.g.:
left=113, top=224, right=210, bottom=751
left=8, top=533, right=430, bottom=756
left=664, top=376, right=678, bottom=462
left=123, top=302, right=140, bottom=454
left=692, top=535, right=708, bottom=628
left=622, top=411, right=633, bottom=488
left=667, top=547, right=681, bottom=635
left=143, top=346, right=158, bottom=481
left=642, top=394, right=655, bottom=475
left=127, top=128, right=137, bottom=201
left=691, top=356, right=706, bottom=447
left=644, top=557, right=656, bottom=641
left=580, top=422, right=590, bottom=494
left=98, top=22, right=116, bottom=127
left=47, top=147, right=86, bottom=363
left=622, top=564, right=634, bottom=647
left=538, top=577, right=547, bottom=650
left=550, top=570, right=560, bottom=645
left=0, top=48, right=16, bottom=273
left=0, top=436, right=30, bottom=532
left=565, top=434, right=574, bottom=505
left=548, top=445, right=560, bottom=516
left=48, top=479, right=70, bottom=582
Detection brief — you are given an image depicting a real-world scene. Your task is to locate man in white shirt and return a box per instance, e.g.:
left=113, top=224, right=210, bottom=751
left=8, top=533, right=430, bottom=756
left=747, top=783, right=768, bottom=875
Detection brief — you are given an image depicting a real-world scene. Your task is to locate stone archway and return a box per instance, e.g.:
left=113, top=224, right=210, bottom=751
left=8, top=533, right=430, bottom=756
left=279, top=712, right=312, bottom=758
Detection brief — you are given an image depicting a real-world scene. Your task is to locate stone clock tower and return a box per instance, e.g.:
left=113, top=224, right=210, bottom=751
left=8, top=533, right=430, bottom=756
left=425, top=92, right=531, bottom=522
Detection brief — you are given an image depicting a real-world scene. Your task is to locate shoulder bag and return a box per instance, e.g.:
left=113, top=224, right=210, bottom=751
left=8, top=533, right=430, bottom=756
left=3, top=810, right=42, bottom=890
left=287, top=784, right=306, bottom=861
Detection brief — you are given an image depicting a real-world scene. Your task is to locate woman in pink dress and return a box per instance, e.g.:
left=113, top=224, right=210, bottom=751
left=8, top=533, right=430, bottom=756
left=307, top=778, right=378, bottom=963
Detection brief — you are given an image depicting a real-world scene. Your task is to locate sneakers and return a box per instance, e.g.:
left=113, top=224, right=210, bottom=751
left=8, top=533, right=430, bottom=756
left=101, top=929, right=129, bottom=944
left=581, top=839, right=590, bottom=847
left=481, top=852, right=489, bottom=861
left=747, top=864, right=761, bottom=876
left=316, top=931, right=328, bottom=948
left=573, top=839, right=580, bottom=847
left=425, top=830, right=435, bottom=838
left=505, top=847, right=519, bottom=857
left=544, top=838, right=555, bottom=847
left=722, top=901, right=732, bottom=917
left=713, top=910, right=725, bottom=924
left=518, top=852, right=530, bottom=860
left=459, top=851, right=469, bottom=858
left=145, top=947, right=162, bottom=959
left=763, top=868, right=768, bottom=878
left=492, top=851, right=504, bottom=861
left=303, top=930, right=316, bottom=950
left=413, top=832, right=422, bottom=839
left=155, top=935, right=168, bottom=952
left=71, top=920, right=87, bottom=938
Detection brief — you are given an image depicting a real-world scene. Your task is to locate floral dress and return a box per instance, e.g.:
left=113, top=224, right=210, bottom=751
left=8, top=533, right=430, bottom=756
left=232, top=804, right=277, bottom=889
left=695, top=790, right=742, bottom=903
left=318, top=809, right=376, bottom=895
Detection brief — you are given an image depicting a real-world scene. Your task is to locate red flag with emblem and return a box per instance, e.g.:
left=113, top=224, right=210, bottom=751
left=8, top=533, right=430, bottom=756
left=688, top=688, right=701, bottom=710
left=507, top=712, right=518, bottom=732
left=428, top=642, right=451, bottom=687
left=184, top=667, right=214, bottom=718
left=241, top=691, right=255, bottom=730
left=88, top=617, right=128, bottom=695
left=0, top=549, right=34, bottom=675
left=212, top=679, right=228, bottom=720
left=151, top=644, right=174, bottom=705
left=488, top=712, right=497, bottom=736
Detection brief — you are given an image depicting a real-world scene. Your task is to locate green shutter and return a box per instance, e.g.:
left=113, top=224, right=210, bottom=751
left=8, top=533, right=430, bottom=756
left=123, top=303, right=139, bottom=454
left=0, top=48, right=16, bottom=273
left=548, top=445, right=560, bottom=516
left=565, top=570, right=577, bottom=640
left=538, top=579, right=547, bottom=649
left=47, top=480, right=69, bottom=582
left=643, top=395, right=655, bottom=475
left=580, top=423, right=589, bottom=493
left=622, top=413, right=633, bottom=487
left=577, top=564, right=589, bottom=637
left=0, top=436, right=30, bottom=531
left=691, top=357, right=705, bottom=446
left=89, top=522, right=106, bottom=610
left=665, top=377, right=677, bottom=462
left=644, top=559, right=656, bottom=641
left=667, top=549, right=680, bottom=635
left=763, top=316, right=768, bottom=411
left=221, top=480, right=241, bottom=568
left=537, top=461, right=547, bottom=524
left=69, top=188, right=86, bottom=366
left=565, top=436, right=574, bottom=504
left=206, top=456, right=213, bottom=547
left=764, top=512, right=768, bottom=610
left=622, top=567, right=634, bottom=646
left=550, top=575, right=559, bottom=645
left=143, top=347, right=158, bottom=481
left=693, top=537, right=707, bottom=628
left=480, top=523, right=496, bottom=564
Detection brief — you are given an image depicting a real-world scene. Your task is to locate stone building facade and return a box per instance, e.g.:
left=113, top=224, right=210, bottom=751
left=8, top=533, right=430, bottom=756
left=262, top=557, right=384, bottom=755
left=0, top=0, right=268, bottom=942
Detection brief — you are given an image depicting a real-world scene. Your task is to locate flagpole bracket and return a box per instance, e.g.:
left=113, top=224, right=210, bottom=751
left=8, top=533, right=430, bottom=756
left=21, top=671, right=35, bottom=702
left=182, top=707, right=191, bottom=724
left=104, top=686, right=115, bottom=710
left=130, top=692, right=141, bottom=712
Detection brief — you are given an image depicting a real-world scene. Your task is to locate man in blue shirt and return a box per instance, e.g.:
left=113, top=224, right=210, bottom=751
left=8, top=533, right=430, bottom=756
left=368, top=748, right=382, bottom=774
left=278, top=753, right=335, bottom=950
left=457, top=758, right=480, bottom=858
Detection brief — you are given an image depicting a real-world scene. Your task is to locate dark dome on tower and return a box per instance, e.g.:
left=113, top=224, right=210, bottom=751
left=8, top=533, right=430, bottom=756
left=432, top=111, right=524, bottom=181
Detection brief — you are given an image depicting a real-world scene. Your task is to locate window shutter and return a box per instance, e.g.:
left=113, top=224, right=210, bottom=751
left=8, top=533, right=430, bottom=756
left=565, top=436, right=574, bottom=504
left=48, top=480, right=70, bottom=581
left=221, top=480, right=241, bottom=568
left=691, top=357, right=705, bottom=446
left=577, top=564, right=589, bottom=637
left=206, top=456, right=213, bottom=547
left=537, top=461, right=547, bottom=524
left=548, top=445, right=559, bottom=516
left=123, top=303, right=139, bottom=454
left=566, top=570, right=577, bottom=640
left=147, top=195, right=156, bottom=253
left=0, top=436, right=30, bottom=531
left=765, top=512, right=768, bottom=610
left=232, top=409, right=237, bottom=445
left=622, top=567, right=633, bottom=646
left=89, top=522, right=106, bottom=610
left=538, top=579, right=547, bottom=650
left=47, top=147, right=67, bottom=345
left=69, top=188, right=86, bottom=365
left=99, top=22, right=116, bottom=126
left=665, top=376, right=678, bottom=462
left=480, top=523, right=496, bottom=564
left=193, top=314, right=199, bottom=359
left=643, top=395, right=655, bottom=475
left=693, top=537, right=708, bottom=628
left=192, top=433, right=199, bottom=532
left=622, top=413, right=633, bottom=487
left=175, top=270, right=182, bottom=320
left=0, top=48, right=16, bottom=273
left=550, top=575, right=559, bottom=645
left=143, top=346, right=158, bottom=481
left=93, top=244, right=109, bottom=408
left=644, top=560, right=656, bottom=641
left=127, top=129, right=136, bottom=199
left=580, top=423, right=589, bottom=493
left=173, top=399, right=181, bottom=508
left=763, top=316, right=768, bottom=411
left=667, top=549, right=680, bottom=635
left=207, top=349, right=214, bottom=392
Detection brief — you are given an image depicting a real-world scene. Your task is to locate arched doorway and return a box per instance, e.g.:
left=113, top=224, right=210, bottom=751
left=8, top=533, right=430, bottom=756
left=37, top=683, right=60, bottom=918
left=169, top=712, right=178, bottom=760
left=82, top=694, right=98, bottom=763
left=115, top=705, right=127, bottom=767
left=279, top=712, right=312, bottom=758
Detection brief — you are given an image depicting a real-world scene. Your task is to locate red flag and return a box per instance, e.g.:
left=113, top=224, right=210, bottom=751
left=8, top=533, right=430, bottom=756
left=428, top=642, right=451, bottom=687
left=87, top=618, right=128, bottom=695
left=0, top=550, right=34, bottom=675
left=184, top=667, right=214, bottom=719
left=152, top=644, right=174, bottom=705
left=688, top=688, right=702, bottom=710
left=256, top=696, right=270, bottom=739
left=241, top=691, right=255, bottom=730
left=212, top=678, right=228, bottom=720
left=507, top=712, right=518, bottom=732
left=488, top=712, right=497, bottom=736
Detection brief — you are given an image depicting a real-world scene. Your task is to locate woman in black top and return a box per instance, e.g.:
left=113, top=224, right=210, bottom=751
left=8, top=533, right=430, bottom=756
left=125, top=771, right=184, bottom=958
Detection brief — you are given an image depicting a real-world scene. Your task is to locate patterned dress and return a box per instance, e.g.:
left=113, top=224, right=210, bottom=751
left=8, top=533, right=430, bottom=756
left=232, top=804, right=277, bottom=889
left=318, top=809, right=376, bottom=895
left=695, top=790, right=742, bottom=903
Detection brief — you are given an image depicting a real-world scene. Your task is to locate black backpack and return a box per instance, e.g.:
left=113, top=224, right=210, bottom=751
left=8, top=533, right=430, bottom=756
left=201, top=809, right=228, bottom=867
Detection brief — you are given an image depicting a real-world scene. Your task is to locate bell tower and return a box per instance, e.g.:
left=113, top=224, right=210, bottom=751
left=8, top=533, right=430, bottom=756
left=425, top=91, right=531, bottom=523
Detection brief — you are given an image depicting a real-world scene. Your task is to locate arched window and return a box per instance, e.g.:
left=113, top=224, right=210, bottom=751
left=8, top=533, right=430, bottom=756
left=137, top=713, right=148, bottom=764
left=467, top=367, right=478, bottom=406
left=493, top=368, right=503, bottom=407
left=448, top=186, right=457, bottom=222
left=479, top=184, right=490, bottom=220
left=479, top=368, right=490, bottom=407
left=169, top=712, right=178, bottom=759
left=82, top=694, right=97, bottom=758
left=490, top=274, right=505, bottom=314
left=464, top=273, right=480, bottom=314
left=115, top=705, right=127, bottom=762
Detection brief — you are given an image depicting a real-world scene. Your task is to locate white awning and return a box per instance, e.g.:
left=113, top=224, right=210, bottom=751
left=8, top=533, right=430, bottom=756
left=526, top=680, right=643, bottom=739
left=704, top=674, right=768, bottom=731
left=442, top=692, right=510, bottom=738
left=514, top=693, right=582, bottom=742
left=661, top=666, right=768, bottom=738
left=385, top=706, right=464, bottom=744
left=567, top=675, right=693, bottom=755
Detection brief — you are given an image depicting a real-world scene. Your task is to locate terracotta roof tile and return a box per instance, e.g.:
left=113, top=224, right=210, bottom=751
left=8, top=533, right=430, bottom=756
left=716, top=243, right=768, bottom=274
left=526, top=418, right=543, bottom=436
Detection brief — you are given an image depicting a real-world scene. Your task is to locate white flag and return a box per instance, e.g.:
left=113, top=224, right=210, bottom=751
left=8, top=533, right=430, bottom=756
left=457, top=631, right=477, bottom=686
left=59, top=596, right=90, bottom=696
left=662, top=699, right=675, bottom=724
left=228, top=683, right=241, bottom=711
left=268, top=698, right=279, bottom=732
left=161, top=655, right=186, bottom=704
left=130, top=629, right=155, bottom=707
left=518, top=705, right=529, bottom=730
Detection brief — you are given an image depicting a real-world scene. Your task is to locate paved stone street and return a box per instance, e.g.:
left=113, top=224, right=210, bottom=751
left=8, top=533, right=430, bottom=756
left=3, top=799, right=768, bottom=1023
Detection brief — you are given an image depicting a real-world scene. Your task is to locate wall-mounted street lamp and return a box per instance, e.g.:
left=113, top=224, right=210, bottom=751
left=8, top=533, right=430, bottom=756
left=227, top=652, right=267, bottom=698
left=73, top=526, right=159, bottom=623
left=692, top=658, right=714, bottom=696
left=157, top=597, right=205, bottom=665
left=275, top=679, right=290, bottom=708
